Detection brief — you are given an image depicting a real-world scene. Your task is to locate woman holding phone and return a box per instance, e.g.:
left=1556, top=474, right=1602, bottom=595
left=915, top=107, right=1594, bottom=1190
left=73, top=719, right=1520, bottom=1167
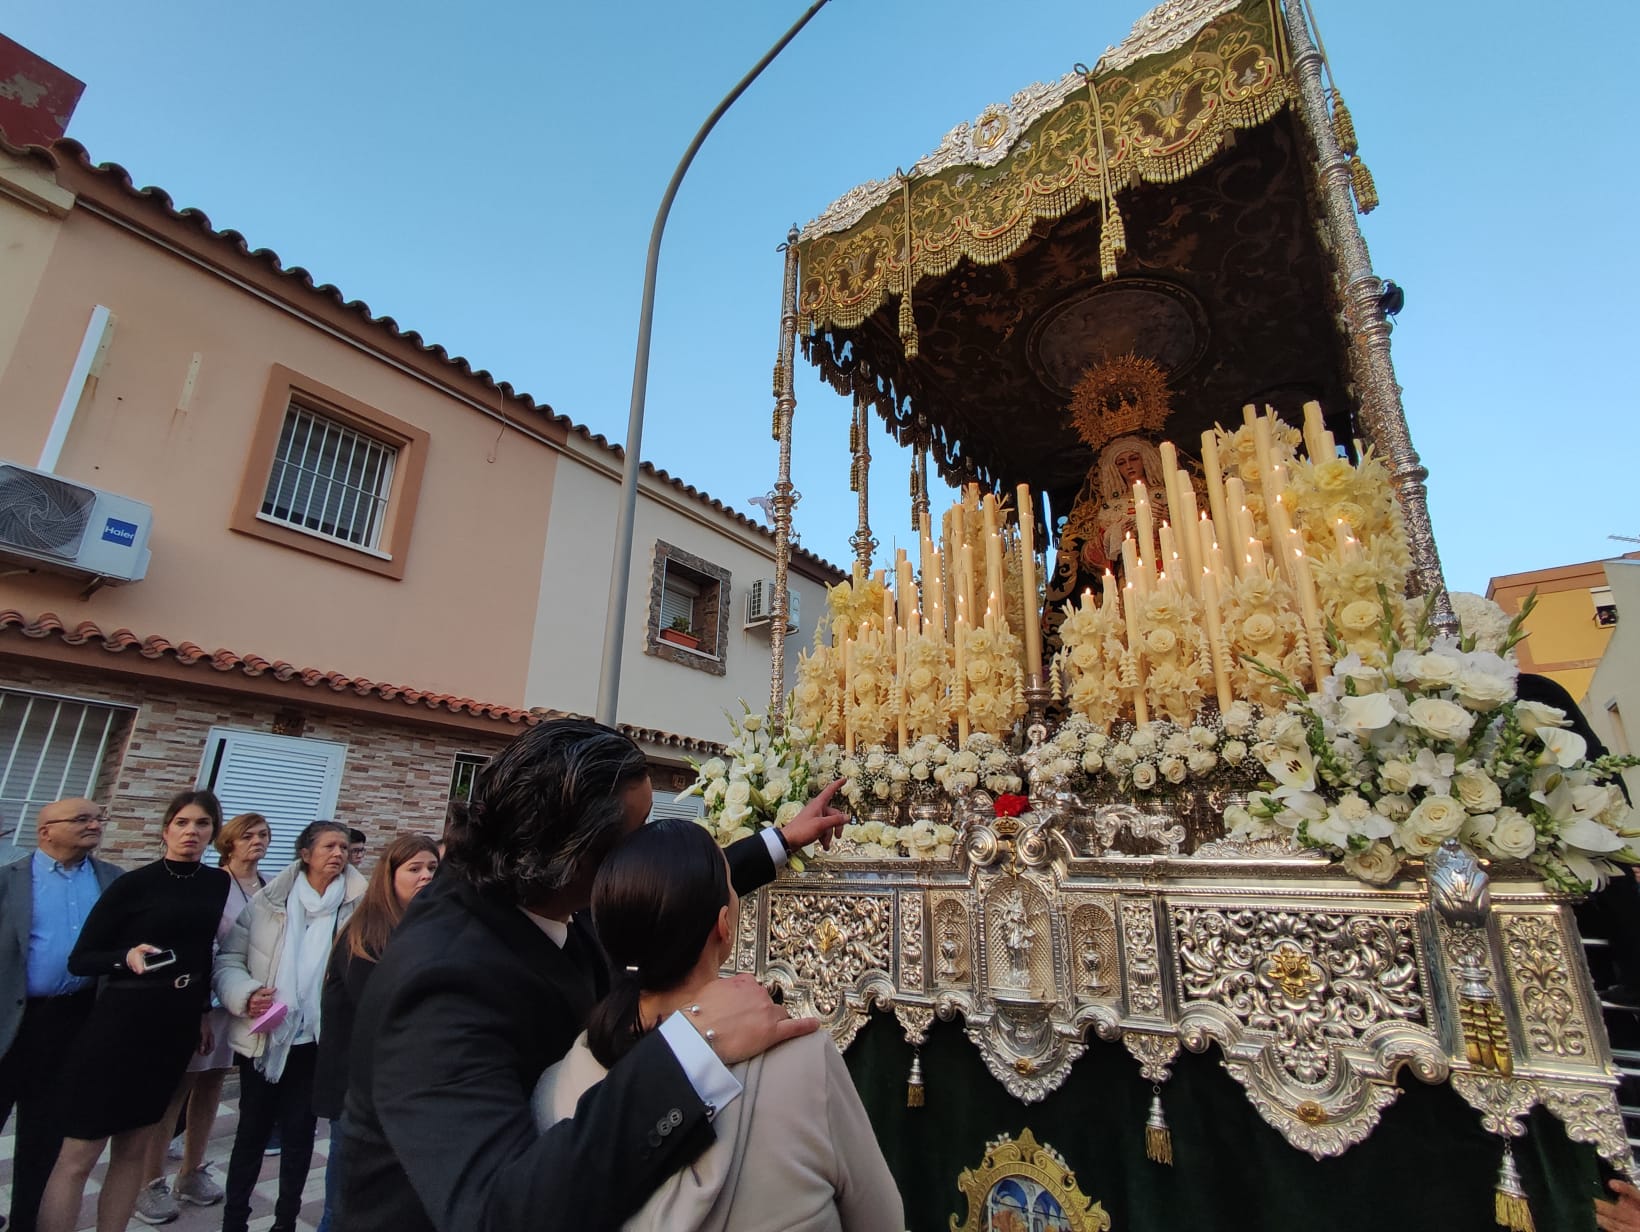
left=214, top=820, right=366, bottom=1232
left=35, top=790, right=231, bottom=1232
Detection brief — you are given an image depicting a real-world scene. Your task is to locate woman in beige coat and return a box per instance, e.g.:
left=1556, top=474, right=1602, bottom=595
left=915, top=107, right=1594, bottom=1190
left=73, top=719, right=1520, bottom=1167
left=533, top=818, right=902, bottom=1232
left=213, top=821, right=367, bottom=1232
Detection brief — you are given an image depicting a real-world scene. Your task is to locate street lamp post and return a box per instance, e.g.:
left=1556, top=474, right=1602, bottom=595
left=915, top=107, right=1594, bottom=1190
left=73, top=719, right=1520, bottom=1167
left=594, top=0, right=833, bottom=726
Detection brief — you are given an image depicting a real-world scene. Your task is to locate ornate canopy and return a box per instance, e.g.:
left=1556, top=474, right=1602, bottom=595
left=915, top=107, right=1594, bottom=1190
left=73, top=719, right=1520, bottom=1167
left=796, top=0, right=1355, bottom=520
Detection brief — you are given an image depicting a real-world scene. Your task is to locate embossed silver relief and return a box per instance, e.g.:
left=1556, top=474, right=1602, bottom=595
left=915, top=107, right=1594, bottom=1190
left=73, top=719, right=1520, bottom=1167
left=1069, top=900, right=1118, bottom=996
left=1121, top=897, right=1167, bottom=1018
left=765, top=891, right=893, bottom=1017
left=737, top=888, right=760, bottom=973
left=933, top=897, right=972, bottom=986
left=1173, top=907, right=1424, bottom=1086
left=1124, top=1031, right=1181, bottom=1083
left=899, top=892, right=926, bottom=992
left=1501, top=913, right=1592, bottom=1063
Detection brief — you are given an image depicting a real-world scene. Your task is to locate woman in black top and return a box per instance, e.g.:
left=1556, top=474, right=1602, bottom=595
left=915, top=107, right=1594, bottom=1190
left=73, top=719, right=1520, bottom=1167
left=313, top=833, right=439, bottom=1232
left=35, top=789, right=230, bottom=1232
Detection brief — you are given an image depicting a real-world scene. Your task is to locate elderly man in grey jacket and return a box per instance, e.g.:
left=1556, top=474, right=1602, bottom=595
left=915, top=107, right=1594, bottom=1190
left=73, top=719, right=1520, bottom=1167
left=0, top=797, right=124, bottom=1232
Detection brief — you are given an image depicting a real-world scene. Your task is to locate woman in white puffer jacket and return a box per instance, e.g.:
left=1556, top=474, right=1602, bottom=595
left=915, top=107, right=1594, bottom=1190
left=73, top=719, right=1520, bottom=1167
left=213, top=821, right=367, bottom=1232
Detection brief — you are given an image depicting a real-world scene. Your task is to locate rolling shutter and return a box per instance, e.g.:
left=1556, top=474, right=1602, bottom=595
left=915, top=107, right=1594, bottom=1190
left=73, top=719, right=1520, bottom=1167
left=199, top=729, right=346, bottom=875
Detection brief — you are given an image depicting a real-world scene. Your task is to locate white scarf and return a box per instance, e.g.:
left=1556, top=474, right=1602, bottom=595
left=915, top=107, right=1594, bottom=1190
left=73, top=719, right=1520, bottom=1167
left=259, top=871, right=344, bottom=1081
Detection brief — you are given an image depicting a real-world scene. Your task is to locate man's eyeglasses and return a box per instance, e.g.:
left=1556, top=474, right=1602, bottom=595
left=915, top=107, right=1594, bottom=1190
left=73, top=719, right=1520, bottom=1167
left=44, top=812, right=108, bottom=827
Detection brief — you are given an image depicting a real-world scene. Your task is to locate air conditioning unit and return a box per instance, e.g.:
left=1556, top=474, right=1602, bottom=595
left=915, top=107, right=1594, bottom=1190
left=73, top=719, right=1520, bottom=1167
left=0, top=461, right=153, bottom=583
left=744, top=578, right=799, bottom=632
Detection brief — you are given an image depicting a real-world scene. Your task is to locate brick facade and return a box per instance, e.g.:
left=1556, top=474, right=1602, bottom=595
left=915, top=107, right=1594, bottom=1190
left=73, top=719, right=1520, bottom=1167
left=1, top=659, right=514, bottom=868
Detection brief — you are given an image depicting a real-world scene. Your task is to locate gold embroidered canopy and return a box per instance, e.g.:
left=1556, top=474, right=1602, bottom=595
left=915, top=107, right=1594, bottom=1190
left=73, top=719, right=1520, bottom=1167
left=795, top=0, right=1358, bottom=520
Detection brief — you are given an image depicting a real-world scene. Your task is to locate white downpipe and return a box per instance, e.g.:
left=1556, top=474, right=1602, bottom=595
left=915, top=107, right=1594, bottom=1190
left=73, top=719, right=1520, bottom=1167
left=37, top=304, right=114, bottom=473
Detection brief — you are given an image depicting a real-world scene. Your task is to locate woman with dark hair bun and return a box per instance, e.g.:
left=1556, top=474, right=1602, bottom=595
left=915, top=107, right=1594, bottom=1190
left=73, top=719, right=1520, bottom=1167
left=35, top=790, right=231, bottom=1232
left=534, top=818, right=902, bottom=1232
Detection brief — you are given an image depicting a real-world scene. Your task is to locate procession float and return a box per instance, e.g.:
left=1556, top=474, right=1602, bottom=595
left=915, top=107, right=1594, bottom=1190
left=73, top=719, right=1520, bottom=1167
left=682, top=1, right=1640, bottom=1227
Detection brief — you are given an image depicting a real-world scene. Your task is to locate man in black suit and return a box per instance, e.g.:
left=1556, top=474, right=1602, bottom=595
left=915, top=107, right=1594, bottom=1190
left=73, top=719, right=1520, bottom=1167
left=340, top=719, right=846, bottom=1232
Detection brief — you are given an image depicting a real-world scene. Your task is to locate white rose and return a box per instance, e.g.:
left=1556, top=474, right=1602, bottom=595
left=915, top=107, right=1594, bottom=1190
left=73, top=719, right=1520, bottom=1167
left=1452, top=769, right=1503, bottom=815
left=1402, top=795, right=1466, bottom=854
left=1406, top=697, right=1475, bottom=743
left=1273, top=716, right=1308, bottom=751
left=724, top=780, right=753, bottom=808
left=742, top=714, right=763, bottom=733
left=1343, top=842, right=1400, bottom=885
left=1514, top=701, right=1569, bottom=735
left=1132, top=763, right=1159, bottom=790
left=763, top=774, right=791, bottom=803
left=1485, top=807, right=1537, bottom=859
left=704, top=779, right=727, bottom=806
left=701, top=758, right=728, bottom=779
left=1222, top=740, right=1248, bottom=766
left=872, top=780, right=891, bottom=800
left=1336, top=693, right=1397, bottom=736
left=1455, top=668, right=1514, bottom=713
left=1408, top=653, right=1462, bottom=690
left=1160, top=756, right=1188, bottom=785
left=775, top=800, right=803, bottom=828
left=1081, top=751, right=1105, bottom=774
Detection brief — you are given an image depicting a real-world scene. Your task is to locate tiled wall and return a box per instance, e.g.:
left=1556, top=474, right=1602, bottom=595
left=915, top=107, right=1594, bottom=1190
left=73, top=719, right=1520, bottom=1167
left=1, top=659, right=514, bottom=868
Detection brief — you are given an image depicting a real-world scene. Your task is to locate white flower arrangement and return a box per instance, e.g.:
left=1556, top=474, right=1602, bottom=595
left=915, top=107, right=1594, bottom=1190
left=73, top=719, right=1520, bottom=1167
left=678, top=703, right=818, bottom=866
left=1224, top=594, right=1640, bottom=890
left=1030, top=712, right=1265, bottom=796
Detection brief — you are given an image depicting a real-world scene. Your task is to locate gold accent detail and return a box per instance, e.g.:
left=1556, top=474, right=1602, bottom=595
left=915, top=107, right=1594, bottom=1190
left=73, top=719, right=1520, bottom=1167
left=1460, top=997, right=1514, bottom=1077
left=1349, top=155, right=1379, bottom=214
left=1068, top=353, right=1172, bottom=452
left=1267, top=946, right=1322, bottom=1001
left=950, top=1129, right=1112, bottom=1232
left=1295, top=1100, right=1329, bottom=1125
left=1014, top=1057, right=1038, bottom=1075
left=816, top=917, right=844, bottom=956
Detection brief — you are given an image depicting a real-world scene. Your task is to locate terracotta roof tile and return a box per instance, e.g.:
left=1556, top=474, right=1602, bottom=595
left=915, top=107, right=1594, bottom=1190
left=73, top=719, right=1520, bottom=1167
left=0, top=610, right=722, bottom=756
left=3, top=137, right=844, bottom=583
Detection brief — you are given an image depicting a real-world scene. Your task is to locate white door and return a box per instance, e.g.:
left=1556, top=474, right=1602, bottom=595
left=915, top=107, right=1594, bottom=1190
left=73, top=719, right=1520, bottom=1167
left=198, top=728, right=346, bottom=876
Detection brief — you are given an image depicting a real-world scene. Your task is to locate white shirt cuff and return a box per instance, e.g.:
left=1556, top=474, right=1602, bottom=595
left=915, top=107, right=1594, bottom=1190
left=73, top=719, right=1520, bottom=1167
left=762, top=826, right=789, bottom=868
left=657, top=1011, right=742, bottom=1120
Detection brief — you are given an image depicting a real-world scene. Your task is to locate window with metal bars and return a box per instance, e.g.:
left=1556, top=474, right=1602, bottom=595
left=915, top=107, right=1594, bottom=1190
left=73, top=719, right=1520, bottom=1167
left=1, top=689, right=134, bottom=855
left=260, top=402, right=398, bottom=550
left=447, top=752, right=487, bottom=805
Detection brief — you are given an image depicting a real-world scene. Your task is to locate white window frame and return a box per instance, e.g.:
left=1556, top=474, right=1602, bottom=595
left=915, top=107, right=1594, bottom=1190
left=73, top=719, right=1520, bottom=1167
left=259, top=401, right=399, bottom=555
left=649, top=788, right=706, bottom=824
left=1, top=687, right=134, bottom=856
left=448, top=751, right=488, bottom=804
left=198, top=727, right=347, bottom=876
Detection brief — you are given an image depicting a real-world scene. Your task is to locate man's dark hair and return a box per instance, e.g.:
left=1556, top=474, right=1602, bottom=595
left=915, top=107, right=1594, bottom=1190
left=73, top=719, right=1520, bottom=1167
left=348, top=827, right=367, bottom=845
left=443, top=718, right=649, bottom=904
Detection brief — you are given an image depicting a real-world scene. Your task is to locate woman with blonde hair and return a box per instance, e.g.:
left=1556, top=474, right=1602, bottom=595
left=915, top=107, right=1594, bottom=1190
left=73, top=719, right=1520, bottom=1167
left=313, top=833, right=439, bottom=1232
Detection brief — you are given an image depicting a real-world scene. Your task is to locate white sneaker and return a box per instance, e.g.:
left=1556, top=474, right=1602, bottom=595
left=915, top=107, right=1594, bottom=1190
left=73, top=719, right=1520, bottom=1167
left=175, top=1163, right=225, bottom=1206
left=133, top=1177, right=180, bottom=1225
left=166, top=1133, right=184, bottom=1160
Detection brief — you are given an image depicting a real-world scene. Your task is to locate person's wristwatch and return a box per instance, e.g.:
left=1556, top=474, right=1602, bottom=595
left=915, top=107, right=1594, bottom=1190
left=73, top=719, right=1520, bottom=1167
left=774, top=827, right=793, bottom=855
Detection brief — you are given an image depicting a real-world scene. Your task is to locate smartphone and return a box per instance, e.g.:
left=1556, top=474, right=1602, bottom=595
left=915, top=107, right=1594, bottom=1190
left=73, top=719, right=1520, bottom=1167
left=144, top=949, right=178, bottom=971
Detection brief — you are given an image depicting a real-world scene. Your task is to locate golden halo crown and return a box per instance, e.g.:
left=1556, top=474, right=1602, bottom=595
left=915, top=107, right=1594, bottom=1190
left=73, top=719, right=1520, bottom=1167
left=1068, top=354, right=1172, bottom=451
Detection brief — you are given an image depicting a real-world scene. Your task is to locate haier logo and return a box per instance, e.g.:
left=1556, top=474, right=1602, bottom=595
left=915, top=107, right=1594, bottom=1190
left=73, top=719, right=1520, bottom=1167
left=101, top=517, right=139, bottom=547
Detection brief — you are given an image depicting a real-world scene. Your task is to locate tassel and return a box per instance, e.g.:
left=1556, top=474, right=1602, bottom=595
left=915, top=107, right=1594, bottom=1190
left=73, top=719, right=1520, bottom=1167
left=1330, top=91, right=1358, bottom=156
left=1145, top=1089, right=1173, bottom=1164
left=899, top=291, right=919, bottom=360
left=907, top=1049, right=926, bottom=1107
left=1349, top=156, right=1379, bottom=214
left=1494, top=1147, right=1534, bottom=1231
left=1099, top=198, right=1128, bottom=282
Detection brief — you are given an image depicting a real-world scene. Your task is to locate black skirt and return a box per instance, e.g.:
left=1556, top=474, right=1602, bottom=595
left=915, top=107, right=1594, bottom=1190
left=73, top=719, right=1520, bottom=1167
left=59, top=981, right=204, bottom=1139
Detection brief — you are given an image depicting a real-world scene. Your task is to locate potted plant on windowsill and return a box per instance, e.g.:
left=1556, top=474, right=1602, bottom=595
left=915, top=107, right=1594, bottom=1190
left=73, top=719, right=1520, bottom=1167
left=660, top=616, right=701, bottom=651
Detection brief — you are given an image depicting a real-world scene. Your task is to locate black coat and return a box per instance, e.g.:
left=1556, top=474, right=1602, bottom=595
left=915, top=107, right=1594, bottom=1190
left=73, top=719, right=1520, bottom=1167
left=338, top=833, right=778, bottom=1232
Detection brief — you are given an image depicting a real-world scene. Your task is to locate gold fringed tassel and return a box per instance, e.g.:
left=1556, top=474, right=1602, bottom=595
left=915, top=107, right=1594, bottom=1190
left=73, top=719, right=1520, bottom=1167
left=907, top=1049, right=925, bottom=1108
left=1144, top=1089, right=1172, bottom=1164
left=1494, top=1147, right=1534, bottom=1231
left=1099, top=197, right=1127, bottom=282
left=1330, top=90, right=1358, bottom=156
left=898, top=290, right=919, bottom=360
left=1348, top=155, right=1379, bottom=214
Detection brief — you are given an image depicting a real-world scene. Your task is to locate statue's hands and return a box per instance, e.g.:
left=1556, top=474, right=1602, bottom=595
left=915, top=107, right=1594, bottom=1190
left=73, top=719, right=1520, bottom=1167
left=688, top=974, right=817, bottom=1065
left=779, top=778, right=847, bottom=852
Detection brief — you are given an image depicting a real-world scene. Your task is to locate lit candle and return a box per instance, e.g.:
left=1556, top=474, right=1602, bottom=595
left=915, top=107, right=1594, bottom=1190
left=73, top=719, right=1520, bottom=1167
left=1267, top=493, right=1296, bottom=584
left=1303, top=400, right=1335, bottom=461
left=1176, top=484, right=1202, bottom=598
left=843, top=636, right=855, bottom=754
left=896, top=550, right=915, bottom=635
left=982, top=494, right=1003, bottom=619
left=1159, top=521, right=1178, bottom=580
left=896, top=639, right=908, bottom=749
left=881, top=575, right=895, bottom=640
left=1124, top=582, right=1149, bottom=726
left=1225, top=476, right=1248, bottom=579
left=1334, top=518, right=1360, bottom=561
left=1247, top=536, right=1267, bottom=578
left=1252, top=410, right=1274, bottom=481
left=1103, top=568, right=1120, bottom=619
left=961, top=542, right=977, bottom=623
left=1202, top=428, right=1231, bottom=558
left=953, top=613, right=970, bottom=743
left=1016, top=483, right=1042, bottom=682
left=1134, top=480, right=1154, bottom=577
left=1198, top=521, right=1233, bottom=712
left=1122, top=535, right=1145, bottom=598
left=1291, top=545, right=1329, bottom=687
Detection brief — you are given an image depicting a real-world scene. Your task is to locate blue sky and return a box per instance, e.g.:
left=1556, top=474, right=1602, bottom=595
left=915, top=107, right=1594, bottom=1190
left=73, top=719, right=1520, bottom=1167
left=8, top=0, right=1637, bottom=593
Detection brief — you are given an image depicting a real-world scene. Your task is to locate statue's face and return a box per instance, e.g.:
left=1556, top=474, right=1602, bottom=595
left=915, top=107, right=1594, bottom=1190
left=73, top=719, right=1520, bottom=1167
left=1115, top=450, right=1146, bottom=486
